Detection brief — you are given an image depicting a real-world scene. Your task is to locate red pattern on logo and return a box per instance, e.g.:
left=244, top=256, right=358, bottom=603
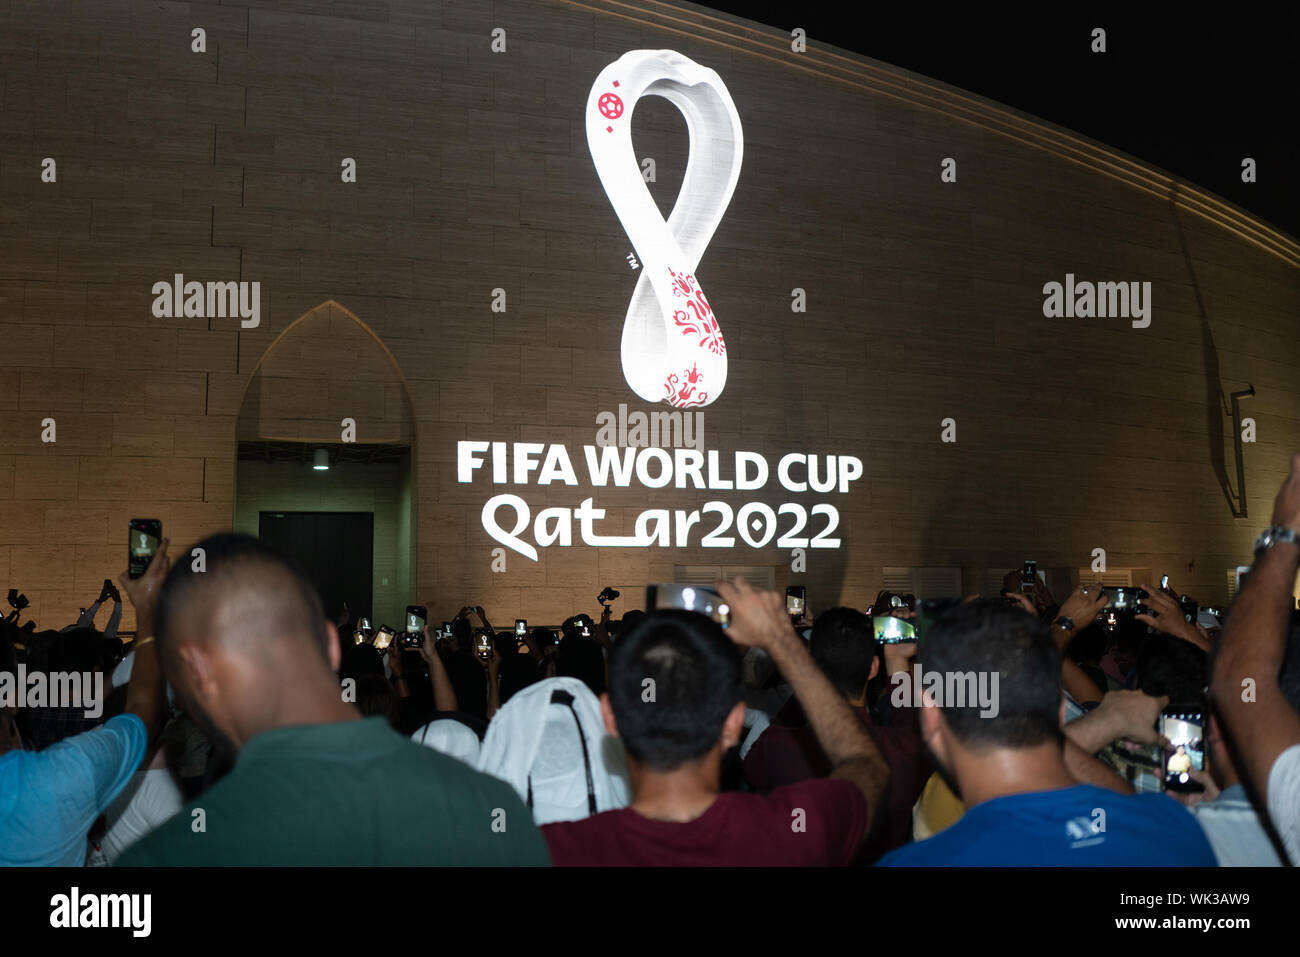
left=666, top=266, right=725, bottom=355
left=598, top=92, right=624, bottom=119
left=663, top=362, right=709, bottom=408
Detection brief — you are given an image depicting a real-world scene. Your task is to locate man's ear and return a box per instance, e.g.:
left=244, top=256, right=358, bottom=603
left=720, top=700, right=747, bottom=751
left=176, top=642, right=217, bottom=713
left=920, top=701, right=950, bottom=769
left=869, top=656, right=880, bottom=681
left=325, top=621, right=341, bottom=672
left=1059, top=694, right=1068, bottom=729
left=600, top=692, right=619, bottom=738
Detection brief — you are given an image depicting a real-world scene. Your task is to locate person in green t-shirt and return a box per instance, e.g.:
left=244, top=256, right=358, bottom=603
left=119, top=532, right=549, bottom=866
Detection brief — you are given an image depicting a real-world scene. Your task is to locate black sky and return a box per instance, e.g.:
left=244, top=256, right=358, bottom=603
left=698, top=4, right=1300, bottom=240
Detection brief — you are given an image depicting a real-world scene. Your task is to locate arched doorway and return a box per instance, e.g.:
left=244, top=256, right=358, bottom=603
left=233, top=301, right=417, bottom=632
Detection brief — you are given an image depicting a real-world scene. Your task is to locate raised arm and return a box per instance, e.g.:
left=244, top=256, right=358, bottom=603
left=419, top=626, right=459, bottom=713
left=718, top=578, right=890, bottom=843
left=1210, top=453, right=1300, bottom=800
left=117, top=538, right=172, bottom=757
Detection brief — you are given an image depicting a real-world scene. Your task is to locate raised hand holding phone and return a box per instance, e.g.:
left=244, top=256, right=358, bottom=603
left=118, top=536, right=171, bottom=639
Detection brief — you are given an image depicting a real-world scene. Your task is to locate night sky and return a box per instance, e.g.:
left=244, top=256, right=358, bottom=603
left=699, top=4, right=1300, bottom=240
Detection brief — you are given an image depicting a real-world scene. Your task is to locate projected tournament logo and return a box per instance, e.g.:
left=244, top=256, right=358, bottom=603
left=586, top=50, right=744, bottom=409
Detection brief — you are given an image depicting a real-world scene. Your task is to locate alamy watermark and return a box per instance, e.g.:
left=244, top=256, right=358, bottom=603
left=889, top=665, right=1000, bottom=717
left=1, top=667, right=104, bottom=719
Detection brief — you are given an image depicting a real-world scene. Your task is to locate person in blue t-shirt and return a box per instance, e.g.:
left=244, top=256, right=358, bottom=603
left=0, top=541, right=171, bottom=865
left=877, top=600, right=1217, bottom=867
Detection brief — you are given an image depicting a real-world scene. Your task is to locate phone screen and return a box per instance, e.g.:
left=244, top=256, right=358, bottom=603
left=1020, top=561, right=1037, bottom=593
left=1159, top=712, right=1205, bottom=791
left=406, top=606, right=427, bottom=632
left=646, top=584, right=731, bottom=628
left=374, top=626, right=395, bottom=650
left=475, top=633, right=492, bottom=659
left=128, top=519, right=162, bottom=579
left=873, top=615, right=917, bottom=644
left=785, top=586, right=806, bottom=616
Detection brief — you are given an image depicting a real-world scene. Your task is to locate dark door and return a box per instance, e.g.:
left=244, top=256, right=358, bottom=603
left=259, top=511, right=374, bottom=626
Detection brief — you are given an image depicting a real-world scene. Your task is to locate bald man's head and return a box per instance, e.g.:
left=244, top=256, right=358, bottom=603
left=156, top=533, right=329, bottom=663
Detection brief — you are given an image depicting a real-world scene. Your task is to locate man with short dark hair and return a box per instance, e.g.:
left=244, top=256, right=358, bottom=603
left=542, top=579, right=890, bottom=865
left=743, top=606, right=930, bottom=861
left=877, top=601, right=1216, bottom=866
left=119, top=533, right=549, bottom=866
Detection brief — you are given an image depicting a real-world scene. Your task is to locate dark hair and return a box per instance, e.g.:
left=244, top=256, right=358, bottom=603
left=354, top=674, right=398, bottom=727
left=339, top=643, right=385, bottom=682
left=916, top=599, right=1062, bottom=749
left=322, top=595, right=348, bottom=625
left=810, top=607, right=878, bottom=698
left=615, top=610, right=646, bottom=640
left=607, top=610, right=741, bottom=771
left=154, top=532, right=328, bottom=664
left=1137, top=633, right=1208, bottom=706
left=493, top=631, right=516, bottom=658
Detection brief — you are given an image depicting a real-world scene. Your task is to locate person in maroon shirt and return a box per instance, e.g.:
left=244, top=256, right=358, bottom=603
left=743, top=607, right=931, bottom=862
left=542, top=579, right=890, bottom=866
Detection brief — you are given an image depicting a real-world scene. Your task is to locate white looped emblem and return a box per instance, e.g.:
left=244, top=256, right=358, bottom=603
left=585, top=50, right=744, bottom=409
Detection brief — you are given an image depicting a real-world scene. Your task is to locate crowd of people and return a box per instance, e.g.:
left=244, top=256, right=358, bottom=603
left=2, top=454, right=1300, bottom=867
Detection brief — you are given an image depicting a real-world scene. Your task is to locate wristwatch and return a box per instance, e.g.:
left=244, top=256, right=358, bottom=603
left=1052, top=616, right=1075, bottom=634
left=1253, top=525, right=1300, bottom=557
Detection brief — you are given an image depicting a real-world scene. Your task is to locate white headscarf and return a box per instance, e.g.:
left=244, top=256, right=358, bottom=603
left=476, top=677, right=630, bottom=825
left=410, top=718, right=481, bottom=767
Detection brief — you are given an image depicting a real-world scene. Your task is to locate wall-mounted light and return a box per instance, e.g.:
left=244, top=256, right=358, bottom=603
left=313, top=448, right=330, bottom=471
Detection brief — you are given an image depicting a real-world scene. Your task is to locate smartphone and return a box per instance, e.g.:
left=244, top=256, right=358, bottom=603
left=475, top=632, right=492, bottom=660
left=358, top=617, right=373, bottom=638
left=1159, top=709, right=1205, bottom=793
left=128, top=519, right=162, bottom=579
left=515, top=618, right=527, bottom=637
left=1020, top=560, right=1037, bottom=594
left=1160, top=574, right=1170, bottom=591
left=374, top=625, right=395, bottom=651
left=874, top=615, right=917, bottom=644
left=1105, top=586, right=1150, bottom=614
left=406, top=605, right=427, bottom=633
left=399, top=630, right=424, bottom=650
left=646, top=584, right=730, bottom=629
left=785, top=585, right=806, bottom=617
left=440, top=621, right=453, bottom=639
left=352, top=629, right=365, bottom=646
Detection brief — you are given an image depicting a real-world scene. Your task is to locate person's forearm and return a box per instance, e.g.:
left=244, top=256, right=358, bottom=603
left=1062, top=659, right=1104, bottom=706
left=1063, top=737, right=1132, bottom=794
left=427, top=653, right=458, bottom=712
left=1063, top=704, right=1122, bottom=754
left=123, top=639, right=164, bottom=748
left=1215, top=544, right=1298, bottom=679
left=1211, top=541, right=1300, bottom=791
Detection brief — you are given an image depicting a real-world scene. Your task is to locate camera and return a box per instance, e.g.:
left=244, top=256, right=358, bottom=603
left=597, top=586, right=620, bottom=607
left=399, top=630, right=424, bottom=650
